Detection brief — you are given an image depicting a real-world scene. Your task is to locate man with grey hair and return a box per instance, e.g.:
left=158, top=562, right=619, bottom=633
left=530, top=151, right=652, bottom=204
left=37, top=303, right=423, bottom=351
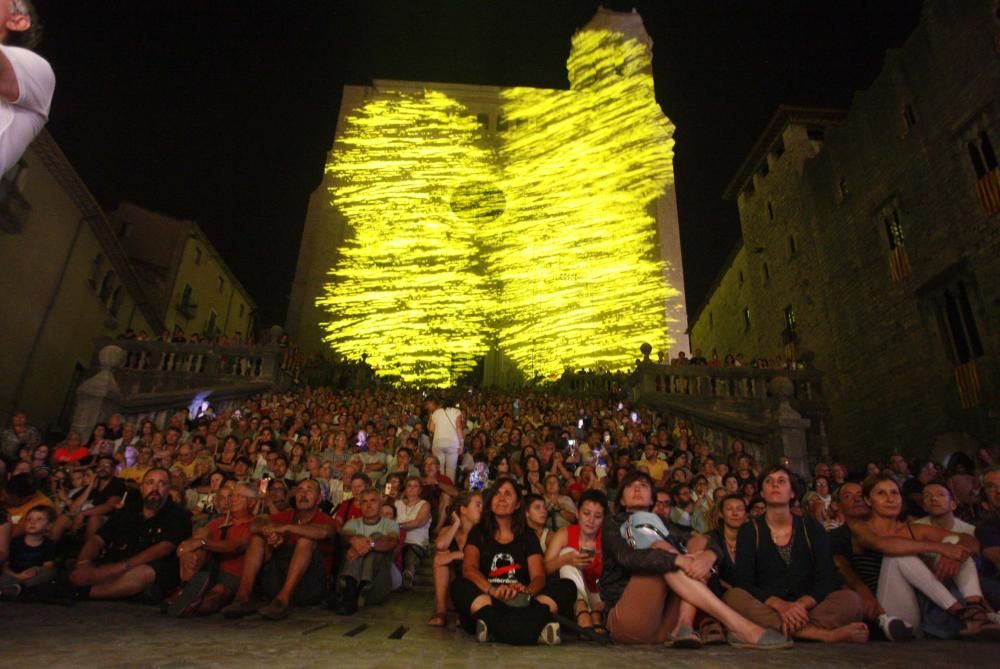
left=0, top=0, right=53, bottom=174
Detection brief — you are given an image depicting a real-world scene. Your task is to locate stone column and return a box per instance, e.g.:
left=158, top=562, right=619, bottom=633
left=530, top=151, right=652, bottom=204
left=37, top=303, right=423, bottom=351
left=767, top=376, right=812, bottom=479
left=71, top=345, right=126, bottom=443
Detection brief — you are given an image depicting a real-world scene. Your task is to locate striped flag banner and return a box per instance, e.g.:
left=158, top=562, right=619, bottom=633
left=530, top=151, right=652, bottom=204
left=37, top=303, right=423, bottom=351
left=978, top=168, right=1000, bottom=215
left=888, top=246, right=912, bottom=283
left=955, top=361, right=981, bottom=409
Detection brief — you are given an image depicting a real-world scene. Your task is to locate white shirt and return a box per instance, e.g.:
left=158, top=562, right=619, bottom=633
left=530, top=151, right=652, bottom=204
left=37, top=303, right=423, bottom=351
left=430, top=407, right=461, bottom=449
left=0, top=45, right=54, bottom=175
left=395, top=498, right=430, bottom=547
left=913, top=515, right=976, bottom=536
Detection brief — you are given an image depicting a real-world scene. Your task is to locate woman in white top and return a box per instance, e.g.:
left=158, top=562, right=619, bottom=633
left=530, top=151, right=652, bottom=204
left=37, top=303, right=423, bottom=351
left=395, top=476, right=432, bottom=590
left=427, top=397, right=464, bottom=481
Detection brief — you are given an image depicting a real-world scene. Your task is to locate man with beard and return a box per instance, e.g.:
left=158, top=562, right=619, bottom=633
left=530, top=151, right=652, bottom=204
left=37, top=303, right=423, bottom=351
left=69, top=468, right=192, bottom=602
left=65, top=455, right=127, bottom=539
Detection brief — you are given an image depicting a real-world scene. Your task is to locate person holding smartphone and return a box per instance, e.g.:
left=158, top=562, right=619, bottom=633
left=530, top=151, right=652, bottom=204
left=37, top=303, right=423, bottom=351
left=544, top=489, right=608, bottom=634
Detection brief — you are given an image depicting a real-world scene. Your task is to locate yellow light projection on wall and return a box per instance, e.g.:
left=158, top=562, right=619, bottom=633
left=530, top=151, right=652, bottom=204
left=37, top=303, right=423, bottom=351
left=318, top=91, right=497, bottom=386
left=485, top=29, right=678, bottom=379
left=319, top=29, right=678, bottom=385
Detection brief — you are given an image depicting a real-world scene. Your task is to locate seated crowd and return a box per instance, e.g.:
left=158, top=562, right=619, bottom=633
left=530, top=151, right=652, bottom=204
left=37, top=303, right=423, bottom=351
left=2, top=392, right=1000, bottom=649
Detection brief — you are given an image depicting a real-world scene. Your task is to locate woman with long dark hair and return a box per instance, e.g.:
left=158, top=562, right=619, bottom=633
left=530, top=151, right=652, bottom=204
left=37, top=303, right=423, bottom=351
left=450, top=478, right=575, bottom=645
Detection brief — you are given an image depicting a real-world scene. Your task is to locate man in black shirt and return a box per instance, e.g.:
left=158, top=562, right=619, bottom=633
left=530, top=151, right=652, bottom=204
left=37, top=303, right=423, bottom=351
left=69, top=468, right=191, bottom=601
left=76, top=455, right=128, bottom=538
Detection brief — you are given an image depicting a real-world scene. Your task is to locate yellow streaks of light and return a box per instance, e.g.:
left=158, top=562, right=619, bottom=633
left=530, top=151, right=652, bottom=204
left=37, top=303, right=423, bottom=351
left=317, top=30, right=680, bottom=385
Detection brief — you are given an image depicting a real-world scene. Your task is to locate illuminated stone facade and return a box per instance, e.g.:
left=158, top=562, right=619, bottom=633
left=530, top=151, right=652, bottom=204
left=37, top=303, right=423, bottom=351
left=288, top=8, right=689, bottom=386
left=690, top=0, right=1000, bottom=462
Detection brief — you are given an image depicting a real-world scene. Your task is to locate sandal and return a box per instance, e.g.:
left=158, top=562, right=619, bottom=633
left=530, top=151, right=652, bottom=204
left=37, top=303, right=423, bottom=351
left=428, top=611, right=448, bottom=627
left=959, top=603, right=1000, bottom=637
left=591, top=612, right=609, bottom=636
left=667, top=625, right=703, bottom=649
left=698, top=618, right=726, bottom=645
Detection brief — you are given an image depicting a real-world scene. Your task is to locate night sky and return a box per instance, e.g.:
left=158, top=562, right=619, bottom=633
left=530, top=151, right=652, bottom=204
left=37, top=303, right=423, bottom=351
left=34, top=0, right=922, bottom=328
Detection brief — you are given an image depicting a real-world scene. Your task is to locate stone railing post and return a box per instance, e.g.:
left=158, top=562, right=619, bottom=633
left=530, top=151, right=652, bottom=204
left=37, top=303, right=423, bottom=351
left=766, top=376, right=812, bottom=479
left=71, top=344, right=126, bottom=442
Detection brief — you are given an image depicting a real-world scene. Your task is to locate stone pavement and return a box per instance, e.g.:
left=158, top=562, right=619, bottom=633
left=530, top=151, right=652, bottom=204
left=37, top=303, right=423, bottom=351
left=2, top=592, right=999, bottom=669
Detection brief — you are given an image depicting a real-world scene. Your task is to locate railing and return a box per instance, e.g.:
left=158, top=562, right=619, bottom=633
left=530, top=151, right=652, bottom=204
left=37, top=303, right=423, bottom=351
left=554, top=371, right=631, bottom=398
left=71, top=339, right=294, bottom=439
left=630, top=360, right=828, bottom=477
left=636, top=362, right=824, bottom=405
left=93, top=338, right=292, bottom=398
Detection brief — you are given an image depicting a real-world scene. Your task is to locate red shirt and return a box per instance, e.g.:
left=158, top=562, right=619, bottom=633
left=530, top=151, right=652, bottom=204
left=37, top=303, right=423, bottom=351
left=333, top=498, right=363, bottom=526
left=270, top=508, right=338, bottom=572
left=53, top=446, right=89, bottom=464
left=567, top=523, right=603, bottom=592
left=208, top=515, right=255, bottom=577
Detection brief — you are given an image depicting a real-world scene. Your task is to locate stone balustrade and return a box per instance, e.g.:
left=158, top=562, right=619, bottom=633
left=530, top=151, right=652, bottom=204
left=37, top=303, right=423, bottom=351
left=71, top=339, right=292, bottom=439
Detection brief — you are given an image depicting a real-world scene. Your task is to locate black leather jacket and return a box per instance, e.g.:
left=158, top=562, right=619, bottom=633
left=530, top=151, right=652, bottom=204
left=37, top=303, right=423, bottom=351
left=599, top=511, right=723, bottom=611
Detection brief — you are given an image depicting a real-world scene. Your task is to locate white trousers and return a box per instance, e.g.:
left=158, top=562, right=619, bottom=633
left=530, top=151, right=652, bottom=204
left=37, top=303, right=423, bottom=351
left=558, top=547, right=602, bottom=610
left=876, top=555, right=982, bottom=630
left=431, top=442, right=460, bottom=481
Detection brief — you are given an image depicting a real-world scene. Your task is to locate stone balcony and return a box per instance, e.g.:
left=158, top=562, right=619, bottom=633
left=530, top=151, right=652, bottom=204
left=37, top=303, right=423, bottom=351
left=71, top=338, right=293, bottom=438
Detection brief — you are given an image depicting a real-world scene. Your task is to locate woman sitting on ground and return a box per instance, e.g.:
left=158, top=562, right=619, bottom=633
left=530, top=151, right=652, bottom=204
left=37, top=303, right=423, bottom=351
left=725, top=465, right=868, bottom=644
left=450, top=479, right=576, bottom=645
left=688, top=494, right=745, bottom=597
left=428, top=492, right=483, bottom=627
left=845, top=473, right=998, bottom=639
left=544, top=489, right=608, bottom=634
left=601, top=470, right=791, bottom=649
left=395, top=476, right=432, bottom=590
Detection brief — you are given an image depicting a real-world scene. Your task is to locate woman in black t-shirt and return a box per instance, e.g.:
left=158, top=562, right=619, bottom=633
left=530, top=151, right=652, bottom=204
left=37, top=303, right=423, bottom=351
left=450, top=479, right=575, bottom=645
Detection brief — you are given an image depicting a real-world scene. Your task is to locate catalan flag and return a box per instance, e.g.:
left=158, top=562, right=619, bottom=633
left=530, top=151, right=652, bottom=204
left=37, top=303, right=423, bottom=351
left=888, top=246, right=912, bottom=283
left=977, top=167, right=1000, bottom=215
left=955, top=361, right=981, bottom=409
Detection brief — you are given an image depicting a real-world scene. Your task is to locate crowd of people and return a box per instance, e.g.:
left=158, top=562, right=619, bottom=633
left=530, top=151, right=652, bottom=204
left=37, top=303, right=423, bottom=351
left=2, top=388, right=1000, bottom=650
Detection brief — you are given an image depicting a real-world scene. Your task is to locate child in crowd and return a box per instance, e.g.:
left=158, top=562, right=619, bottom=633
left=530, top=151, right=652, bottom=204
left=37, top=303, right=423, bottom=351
left=0, top=505, right=57, bottom=599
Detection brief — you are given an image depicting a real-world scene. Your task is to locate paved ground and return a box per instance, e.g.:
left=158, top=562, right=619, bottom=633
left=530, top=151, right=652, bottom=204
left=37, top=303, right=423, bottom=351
left=2, top=592, right=999, bottom=668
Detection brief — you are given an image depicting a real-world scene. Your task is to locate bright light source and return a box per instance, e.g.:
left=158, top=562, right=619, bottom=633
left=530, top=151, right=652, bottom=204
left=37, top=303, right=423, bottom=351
left=319, top=30, right=679, bottom=385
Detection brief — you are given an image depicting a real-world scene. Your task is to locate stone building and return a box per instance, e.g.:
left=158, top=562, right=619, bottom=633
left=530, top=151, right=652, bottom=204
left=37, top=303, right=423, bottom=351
left=0, top=134, right=257, bottom=432
left=287, top=7, right=689, bottom=380
left=0, top=132, right=159, bottom=430
left=109, top=203, right=257, bottom=342
left=690, top=0, right=1000, bottom=463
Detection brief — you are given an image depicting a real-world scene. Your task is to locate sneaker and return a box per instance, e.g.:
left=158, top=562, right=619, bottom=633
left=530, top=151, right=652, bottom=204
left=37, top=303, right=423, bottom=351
left=475, top=619, right=491, bottom=643
left=167, top=572, right=212, bottom=618
left=259, top=598, right=290, bottom=621
left=538, top=622, right=562, bottom=646
left=221, top=598, right=259, bottom=619
left=879, top=614, right=915, bottom=642
left=0, top=584, right=22, bottom=601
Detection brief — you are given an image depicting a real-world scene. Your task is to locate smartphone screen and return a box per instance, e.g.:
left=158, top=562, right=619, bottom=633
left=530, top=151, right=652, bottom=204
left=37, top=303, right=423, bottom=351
left=258, top=477, right=271, bottom=496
